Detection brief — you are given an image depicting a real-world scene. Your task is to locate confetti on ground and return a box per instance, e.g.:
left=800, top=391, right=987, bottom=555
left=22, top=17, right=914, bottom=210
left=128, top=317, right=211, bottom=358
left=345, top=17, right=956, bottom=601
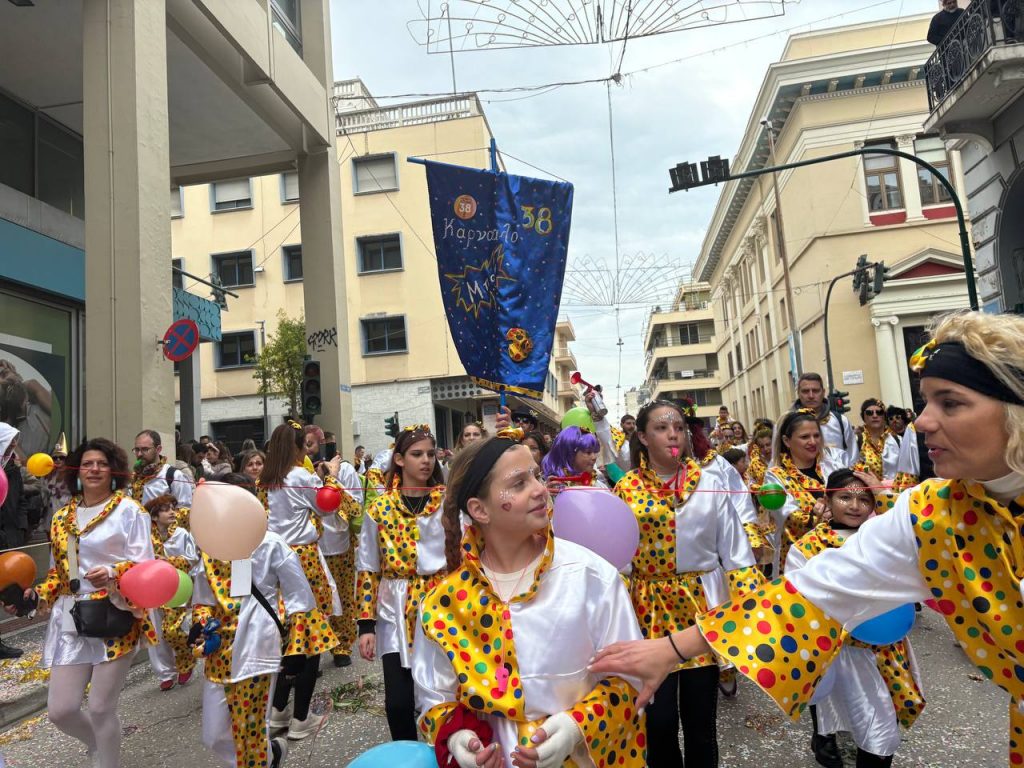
left=330, top=675, right=384, bottom=716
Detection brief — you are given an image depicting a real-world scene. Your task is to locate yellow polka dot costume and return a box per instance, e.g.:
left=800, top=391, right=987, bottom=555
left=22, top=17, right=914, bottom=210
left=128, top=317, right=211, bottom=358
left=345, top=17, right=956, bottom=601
left=613, top=455, right=760, bottom=670
left=37, top=493, right=158, bottom=667
left=697, top=478, right=1024, bottom=766
left=414, top=526, right=646, bottom=767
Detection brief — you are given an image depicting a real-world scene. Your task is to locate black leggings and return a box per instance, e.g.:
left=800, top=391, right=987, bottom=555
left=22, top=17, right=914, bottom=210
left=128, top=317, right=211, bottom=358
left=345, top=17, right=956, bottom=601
left=381, top=652, right=419, bottom=741
left=644, top=665, right=720, bottom=768
left=273, top=654, right=320, bottom=721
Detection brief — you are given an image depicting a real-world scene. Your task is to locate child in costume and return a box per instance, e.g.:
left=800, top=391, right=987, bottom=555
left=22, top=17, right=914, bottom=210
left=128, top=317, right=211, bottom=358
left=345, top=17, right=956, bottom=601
left=414, top=436, right=646, bottom=768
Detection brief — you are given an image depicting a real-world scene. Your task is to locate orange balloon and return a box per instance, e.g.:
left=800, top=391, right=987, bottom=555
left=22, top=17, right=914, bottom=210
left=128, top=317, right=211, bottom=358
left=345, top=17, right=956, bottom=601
left=0, top=551, right=37, bottom=589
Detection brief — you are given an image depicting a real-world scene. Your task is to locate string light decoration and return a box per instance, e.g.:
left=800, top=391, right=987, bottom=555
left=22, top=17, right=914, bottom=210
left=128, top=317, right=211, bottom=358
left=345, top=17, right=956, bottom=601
left=411, top=0, right=789, bottom=52
left=561, top=251, right=690, bottom=306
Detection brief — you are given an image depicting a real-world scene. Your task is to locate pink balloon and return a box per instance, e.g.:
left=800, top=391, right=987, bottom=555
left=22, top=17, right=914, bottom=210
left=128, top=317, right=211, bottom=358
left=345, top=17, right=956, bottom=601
left=190, top=481, right=268, bottom=561
left=0, top=468, right=7, bottom=507
left=120, top=559, right=179, bottom=609
left=552, top=488, right=639, bottom=570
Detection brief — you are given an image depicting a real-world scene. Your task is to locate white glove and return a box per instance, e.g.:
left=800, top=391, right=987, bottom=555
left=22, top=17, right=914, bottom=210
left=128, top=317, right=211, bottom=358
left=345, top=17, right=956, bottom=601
left=448, top=729, right=485, bottom=768
left=533, top=711, right=584, bottom=768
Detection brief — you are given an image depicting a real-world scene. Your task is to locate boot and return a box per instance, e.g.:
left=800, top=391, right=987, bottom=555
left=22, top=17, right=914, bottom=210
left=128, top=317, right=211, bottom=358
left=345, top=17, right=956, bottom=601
left=810, top=705, right=843, bottom=768
left=856, top=748, right=893, bottom=768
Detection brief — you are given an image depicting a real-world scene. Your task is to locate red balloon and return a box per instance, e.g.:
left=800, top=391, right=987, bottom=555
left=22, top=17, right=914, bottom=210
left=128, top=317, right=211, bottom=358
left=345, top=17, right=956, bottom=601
left=316, top=486, right=342, bottom=513
left=120, top=560, right=179, bottom=609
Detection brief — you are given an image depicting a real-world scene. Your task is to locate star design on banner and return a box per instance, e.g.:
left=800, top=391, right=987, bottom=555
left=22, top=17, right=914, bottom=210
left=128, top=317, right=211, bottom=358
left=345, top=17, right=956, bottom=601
left=444, top=243, right=517, bottom=319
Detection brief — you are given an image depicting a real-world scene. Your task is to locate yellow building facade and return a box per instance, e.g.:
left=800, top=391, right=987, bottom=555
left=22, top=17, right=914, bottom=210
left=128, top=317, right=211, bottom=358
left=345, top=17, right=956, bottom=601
left=172, top=79, right=571, bottom=451
left=693, top=15, right=971, bottom=428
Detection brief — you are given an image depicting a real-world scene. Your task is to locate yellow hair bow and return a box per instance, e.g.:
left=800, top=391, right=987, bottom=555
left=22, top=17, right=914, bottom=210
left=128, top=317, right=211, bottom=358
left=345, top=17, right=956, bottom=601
left=909, top=339, right=937, bottom=373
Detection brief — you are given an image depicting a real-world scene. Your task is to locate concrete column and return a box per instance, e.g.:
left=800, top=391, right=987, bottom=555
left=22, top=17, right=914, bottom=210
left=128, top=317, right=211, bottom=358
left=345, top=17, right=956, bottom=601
left=896, top=134, right=925, bottom=220
left=297, top=0, right=354, bottom=457
left=872, top=316, right=902, bottom=405
left=82, top=0, right=174, bottom=447
left=179, top=352, right=202, bottom=442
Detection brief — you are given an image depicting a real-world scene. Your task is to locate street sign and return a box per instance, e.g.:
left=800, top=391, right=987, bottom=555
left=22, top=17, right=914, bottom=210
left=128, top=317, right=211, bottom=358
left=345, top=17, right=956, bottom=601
left=162, top=318, right=200, bottom=362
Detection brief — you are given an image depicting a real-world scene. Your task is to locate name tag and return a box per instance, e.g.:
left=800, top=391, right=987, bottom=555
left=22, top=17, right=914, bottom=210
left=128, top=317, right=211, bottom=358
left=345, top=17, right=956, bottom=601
left=229, top=560, right=252, bottom=597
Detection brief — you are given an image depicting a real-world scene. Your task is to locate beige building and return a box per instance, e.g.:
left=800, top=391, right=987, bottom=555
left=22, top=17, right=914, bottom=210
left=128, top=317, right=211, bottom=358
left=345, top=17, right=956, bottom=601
left=172, top=79, right=572, bottom=451
left=693, top=15, right=971, bottom=428
left=642, top=282, right=722, bottom=425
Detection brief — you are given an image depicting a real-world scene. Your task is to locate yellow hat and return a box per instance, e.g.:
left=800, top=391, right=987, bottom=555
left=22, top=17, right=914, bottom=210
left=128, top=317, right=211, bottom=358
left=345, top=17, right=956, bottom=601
left=52, top=432, right=68, bottom=458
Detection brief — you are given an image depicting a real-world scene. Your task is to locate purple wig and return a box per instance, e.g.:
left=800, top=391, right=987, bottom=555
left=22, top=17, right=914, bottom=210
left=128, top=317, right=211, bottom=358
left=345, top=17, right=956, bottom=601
left=542, top=426, right=600, bottom=478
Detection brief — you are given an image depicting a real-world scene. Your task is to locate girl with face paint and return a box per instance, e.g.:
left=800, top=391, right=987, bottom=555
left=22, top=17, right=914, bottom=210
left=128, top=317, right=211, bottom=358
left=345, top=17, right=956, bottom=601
left=411, top=437, right=647, bottom=768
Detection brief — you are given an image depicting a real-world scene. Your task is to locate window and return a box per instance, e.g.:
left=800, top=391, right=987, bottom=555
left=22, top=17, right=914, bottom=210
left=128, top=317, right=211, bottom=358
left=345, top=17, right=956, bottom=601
left=283, top=245, right=302, bottom=281
left=780, top=298, right=788, bottom=329
left=863, top=141, right=903, bottom=211
left=281, top=172, right=299, bottom=203
left=353, top=155, right=398, bottom=194
left=727, top=352, right=735, bottom=378
left=213, top=251, right=255, bottom=288
left=735, top=344, right=743, bottom=371
left=358, top=234, right=403, bottom=273
left=362, top=316, right=407, bottom=355
left=172, top=258, right=183, bottom=290
left=677, top=322, right=700, bottom=345
left=271, top=0, right=302, bottom=54
left=0, top=92, right=34, bottom=196
left=770, top=210, right=783, bottom=263
left=217, top=331, right=257, bottom=369
left=171, top=187, right=183, bottom=218
left=211, top=179, right=252, bottom=211
left=37, top=116, right=84, bottom=217
left=915, top=136, right=952, bottom=205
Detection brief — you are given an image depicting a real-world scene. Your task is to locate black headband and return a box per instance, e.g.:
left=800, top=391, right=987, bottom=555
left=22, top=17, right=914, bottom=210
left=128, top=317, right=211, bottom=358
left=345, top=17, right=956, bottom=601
left=456, top=439, right=520, bottom=513
left=920, top=341, right=1024, bottom=405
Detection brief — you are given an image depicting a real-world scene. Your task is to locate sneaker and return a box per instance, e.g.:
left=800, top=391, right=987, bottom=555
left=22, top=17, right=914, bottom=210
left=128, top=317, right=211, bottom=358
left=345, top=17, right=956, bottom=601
left=287, top=712, right=328, bottom=740
left=177, top=670, right=193, bottom=686
left=332, top=654, right=351, bottom=668
left=271, top=735, right=289, bottom=767
left=718, top=675, right=738, bottom=698
left=0, top=639, right=23, bottom=659
left=159, top=679, right=175, bottom=692
left=268, top=704, right=292, bottom=730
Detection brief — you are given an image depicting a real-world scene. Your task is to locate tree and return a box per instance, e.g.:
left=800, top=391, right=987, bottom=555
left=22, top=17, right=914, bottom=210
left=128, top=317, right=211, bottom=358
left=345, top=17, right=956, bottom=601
left=251, top=311, right=306, bottom=418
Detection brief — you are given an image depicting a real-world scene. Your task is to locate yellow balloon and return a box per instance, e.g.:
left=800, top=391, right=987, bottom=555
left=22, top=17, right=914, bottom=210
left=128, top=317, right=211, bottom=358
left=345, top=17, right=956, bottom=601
left=26, top=453, right=55, bottom=478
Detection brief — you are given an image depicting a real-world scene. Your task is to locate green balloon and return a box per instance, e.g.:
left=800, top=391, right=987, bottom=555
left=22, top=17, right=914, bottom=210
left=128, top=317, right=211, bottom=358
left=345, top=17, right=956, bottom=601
left=758, top=482, right=787, bottom=511
left=165, top=569, right=193, bottom=608
left=561, top=406, right=595, bottom=433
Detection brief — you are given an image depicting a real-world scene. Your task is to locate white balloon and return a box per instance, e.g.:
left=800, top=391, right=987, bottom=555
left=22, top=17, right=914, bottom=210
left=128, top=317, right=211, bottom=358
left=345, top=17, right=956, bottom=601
left=190, top=481, right=267, bottom=561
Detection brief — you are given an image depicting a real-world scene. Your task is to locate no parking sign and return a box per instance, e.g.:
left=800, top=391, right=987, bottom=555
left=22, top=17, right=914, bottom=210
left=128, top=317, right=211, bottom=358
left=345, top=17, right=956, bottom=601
left=162, top=319, right=199, bottom=362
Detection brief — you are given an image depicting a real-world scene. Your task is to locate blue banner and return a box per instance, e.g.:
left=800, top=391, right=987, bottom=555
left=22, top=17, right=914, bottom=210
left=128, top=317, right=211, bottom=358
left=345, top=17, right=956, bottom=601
left=424, top=161, right=574, bottom=400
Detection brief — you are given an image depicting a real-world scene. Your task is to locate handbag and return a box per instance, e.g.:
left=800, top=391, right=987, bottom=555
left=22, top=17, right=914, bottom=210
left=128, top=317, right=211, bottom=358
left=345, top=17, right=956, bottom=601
left=69, top=597, right=135, bottom=638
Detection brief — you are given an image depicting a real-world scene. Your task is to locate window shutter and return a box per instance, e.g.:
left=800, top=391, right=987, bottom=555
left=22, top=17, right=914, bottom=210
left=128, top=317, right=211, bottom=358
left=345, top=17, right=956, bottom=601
left=282, top=172, right=299, bottom=201
left=355, top=157, right=397, bottom=192
left=171, top=187, right=183, bottom=217
left=213, top=178, right=251, bottom=204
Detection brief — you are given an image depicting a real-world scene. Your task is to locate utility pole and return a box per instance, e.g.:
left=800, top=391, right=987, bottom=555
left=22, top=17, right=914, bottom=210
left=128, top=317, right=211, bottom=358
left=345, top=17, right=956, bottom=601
left=257, top=319, right=269, bottom=443
left=763, top=120, right=803, bottom=377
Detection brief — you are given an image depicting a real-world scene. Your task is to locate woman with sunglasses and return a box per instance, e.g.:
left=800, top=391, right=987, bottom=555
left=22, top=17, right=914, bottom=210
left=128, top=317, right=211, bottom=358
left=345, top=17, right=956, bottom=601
left=612, top=399, right=756, bottom=767
left=356, top=424, right=448, bottom=742
left=413, top=436, right=646, bottom=768
left=591, top=310, right=1024, bottom=767
left=855, top=399, right=900, bottom=484
left=787, top=469, right=925, bottom=768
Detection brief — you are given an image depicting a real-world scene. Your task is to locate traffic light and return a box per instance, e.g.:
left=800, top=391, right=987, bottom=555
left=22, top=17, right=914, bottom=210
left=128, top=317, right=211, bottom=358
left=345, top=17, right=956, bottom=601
left=830, top=389, right=851, bottom=414
left=873, top=261, right=890, bottom=294
left=301, top=360, right=322, bottom=416
left=852, top=254, right=869, bottom=292
left=384, top=412, right=399, bottom=439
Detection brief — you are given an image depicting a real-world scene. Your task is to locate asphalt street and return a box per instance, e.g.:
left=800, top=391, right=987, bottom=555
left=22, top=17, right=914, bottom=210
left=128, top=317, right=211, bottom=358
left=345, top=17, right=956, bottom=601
left=0, top=606, right=1008, bottom=767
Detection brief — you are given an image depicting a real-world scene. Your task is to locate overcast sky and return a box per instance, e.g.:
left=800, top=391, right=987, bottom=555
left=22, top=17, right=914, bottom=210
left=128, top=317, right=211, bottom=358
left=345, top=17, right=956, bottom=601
left=331, top=0, right=924, bottom=418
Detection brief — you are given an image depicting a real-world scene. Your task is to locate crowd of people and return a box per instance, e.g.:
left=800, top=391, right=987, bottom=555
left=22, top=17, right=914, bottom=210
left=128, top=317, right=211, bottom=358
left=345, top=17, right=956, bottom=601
left=0, top=308, right=1022, bottom=768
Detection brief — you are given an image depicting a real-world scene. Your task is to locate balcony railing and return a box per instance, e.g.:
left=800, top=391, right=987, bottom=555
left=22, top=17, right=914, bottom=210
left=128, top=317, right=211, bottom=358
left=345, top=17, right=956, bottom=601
left=649, top=369, right=718, bottom=386
left=336, top=95, right=484, bottom=134
left=925, top=0, right=1022, bottom=111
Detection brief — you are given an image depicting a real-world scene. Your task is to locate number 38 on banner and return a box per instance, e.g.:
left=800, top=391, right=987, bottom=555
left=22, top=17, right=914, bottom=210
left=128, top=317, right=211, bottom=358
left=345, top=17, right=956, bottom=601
left=521, top=205, right=553, bottom=236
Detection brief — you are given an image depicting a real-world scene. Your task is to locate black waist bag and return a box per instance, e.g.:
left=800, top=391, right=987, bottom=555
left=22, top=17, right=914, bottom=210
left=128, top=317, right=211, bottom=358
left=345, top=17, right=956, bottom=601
left=70, top=597, right=135, bottom=638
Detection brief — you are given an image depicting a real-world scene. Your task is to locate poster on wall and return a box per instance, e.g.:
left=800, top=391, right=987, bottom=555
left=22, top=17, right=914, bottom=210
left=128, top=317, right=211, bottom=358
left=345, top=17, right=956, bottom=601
left=0, top=335, right=66, bottom=458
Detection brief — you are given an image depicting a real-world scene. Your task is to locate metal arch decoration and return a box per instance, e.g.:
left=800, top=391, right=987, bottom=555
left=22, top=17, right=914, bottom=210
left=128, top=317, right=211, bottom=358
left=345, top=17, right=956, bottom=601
left=561, top=251, right=691, bottom=306
left=410, top=0, right=788, bottom=52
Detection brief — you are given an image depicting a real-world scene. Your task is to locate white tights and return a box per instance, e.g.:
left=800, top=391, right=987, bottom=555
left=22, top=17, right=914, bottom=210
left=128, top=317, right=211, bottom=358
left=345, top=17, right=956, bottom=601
left=47, top=653, right=135, bottom=768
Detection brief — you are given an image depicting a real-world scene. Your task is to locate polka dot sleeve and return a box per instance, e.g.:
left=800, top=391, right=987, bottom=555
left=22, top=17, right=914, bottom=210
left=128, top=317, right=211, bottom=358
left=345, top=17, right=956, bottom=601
left=568, top=677, right=647, bottom=768
left=696, top=577, right=845, bottom=721
left=743, top=522, right=768, bottom=551
left=725, top=564, right=765, bottom=603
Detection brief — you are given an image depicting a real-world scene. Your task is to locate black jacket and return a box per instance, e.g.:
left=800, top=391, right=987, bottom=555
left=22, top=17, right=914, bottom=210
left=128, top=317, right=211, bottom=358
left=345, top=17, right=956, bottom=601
left=928, top=8, right=964, bottom=45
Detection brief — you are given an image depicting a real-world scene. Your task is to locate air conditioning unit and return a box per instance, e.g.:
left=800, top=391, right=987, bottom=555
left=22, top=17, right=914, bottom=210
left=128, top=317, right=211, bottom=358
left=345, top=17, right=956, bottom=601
left=352, top=421, right=360, bottom=436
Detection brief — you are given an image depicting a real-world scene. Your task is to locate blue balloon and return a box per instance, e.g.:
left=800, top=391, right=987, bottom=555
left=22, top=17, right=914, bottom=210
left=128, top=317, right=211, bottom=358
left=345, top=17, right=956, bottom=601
left=850, top=603, right=916, bottom=645
left=348, top=741, right=438, bottom=768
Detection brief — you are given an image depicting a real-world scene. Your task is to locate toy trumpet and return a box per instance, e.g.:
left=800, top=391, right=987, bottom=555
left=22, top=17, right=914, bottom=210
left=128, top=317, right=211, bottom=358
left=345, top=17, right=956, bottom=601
left=570, top=371, right=608, bottom=417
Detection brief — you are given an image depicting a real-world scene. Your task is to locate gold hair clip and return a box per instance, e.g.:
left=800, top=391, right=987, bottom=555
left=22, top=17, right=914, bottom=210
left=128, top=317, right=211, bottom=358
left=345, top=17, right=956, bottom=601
left=288, top=419, right=303, bottom=431
left=403, top=423, right=431, bottom=434
left=909, top=339, right=937, bottom=373
left=796, top=407, right=817, bottom=416
left=496, top=426, right=524, bottom=442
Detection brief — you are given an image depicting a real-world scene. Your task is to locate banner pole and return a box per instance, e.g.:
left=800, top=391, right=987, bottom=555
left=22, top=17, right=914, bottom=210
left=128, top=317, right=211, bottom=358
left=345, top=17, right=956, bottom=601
left=489, top=138, right=499, bottom=173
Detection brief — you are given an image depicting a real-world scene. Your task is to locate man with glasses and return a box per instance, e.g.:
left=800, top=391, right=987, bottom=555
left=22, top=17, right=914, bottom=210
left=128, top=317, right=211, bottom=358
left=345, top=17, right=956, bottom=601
left=130, top=429, right=194, bottom=507
left=511, top=408, right=539, bottom=431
